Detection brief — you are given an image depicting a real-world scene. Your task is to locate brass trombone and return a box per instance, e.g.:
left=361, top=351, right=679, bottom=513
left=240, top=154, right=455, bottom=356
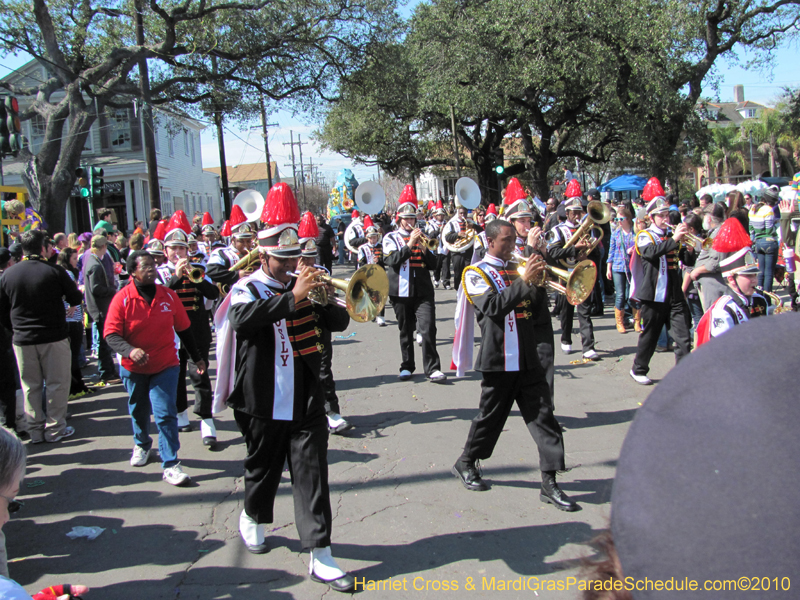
left=288, top=264, right=389, bottom=323
left=512, top=253, right=597, bottom=306
left=563, top=201, right=612, bottom=255
left=229, top=248, right=260, bottom=273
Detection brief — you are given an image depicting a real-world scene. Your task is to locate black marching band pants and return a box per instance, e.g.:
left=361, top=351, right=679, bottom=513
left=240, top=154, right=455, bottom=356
left=177, top=317, right=213, bottom=419
left=391, top=295, right=441, bottom=376
left=451, top=251, right=472, bottom=291
left=460, top=369, right=566, bottom=473
left=632, top=297, right=692, bottom=376
left=320, top=338, right=340, bottom=415
left=434, top=253, right=451, bottom=284
left=559, top=298, right=595, bottom=353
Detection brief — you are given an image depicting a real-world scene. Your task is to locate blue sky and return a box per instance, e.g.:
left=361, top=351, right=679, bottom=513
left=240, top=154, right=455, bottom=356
left=1, top=21, right=797, bottom=188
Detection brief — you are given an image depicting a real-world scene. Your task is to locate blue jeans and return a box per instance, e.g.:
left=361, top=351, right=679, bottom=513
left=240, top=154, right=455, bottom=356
left=612, top=270, right=631, bottom=310
left=337, top=239, right=346, bottom=264
left=687, top=295, right=704, bottom=335
left=754, top=238, right=778, bottom=292
left=121, top=365, right=181, bottom=468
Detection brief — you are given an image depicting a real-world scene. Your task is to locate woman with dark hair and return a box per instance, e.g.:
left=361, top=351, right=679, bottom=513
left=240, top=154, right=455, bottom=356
left=749, top=187, right=780, bottom=292
left=147, top=208, right=162, bottom=238
left=56, top=248, right=91, bottom=399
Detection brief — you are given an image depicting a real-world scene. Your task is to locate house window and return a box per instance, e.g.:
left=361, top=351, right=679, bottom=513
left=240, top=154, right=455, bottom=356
left=746, top=109, right=757, bottom=118
left=168, top=134, right=174, bottom=157
left=162, top=191, right=174, bottom=215
left=184, top=130, right=189, bottom=155
left=191, top=133, right=196, bottom=165
left=109, top=109, right=132, bottom=150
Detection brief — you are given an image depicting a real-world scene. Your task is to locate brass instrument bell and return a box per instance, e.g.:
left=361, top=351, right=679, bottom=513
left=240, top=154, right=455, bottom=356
left=563, top=200, right=612, bottom=255
left=512, top=253, right=597, bottom=306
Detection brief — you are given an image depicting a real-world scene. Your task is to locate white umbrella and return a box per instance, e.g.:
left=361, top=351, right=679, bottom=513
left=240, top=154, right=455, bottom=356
left=779, top=185, right=797, bottom=201
left=696, top=183, right=736, bottom=202
left=735, top=180, right=768, bottom=196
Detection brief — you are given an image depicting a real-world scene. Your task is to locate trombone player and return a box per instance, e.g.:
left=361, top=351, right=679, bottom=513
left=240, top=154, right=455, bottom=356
left=444, top=202, right=475, bottom=291
left=206, top=220, right=257, bottom=293
left=547, top=183, right=601, bottom=361
left=156, top=227, right=220, bottom=446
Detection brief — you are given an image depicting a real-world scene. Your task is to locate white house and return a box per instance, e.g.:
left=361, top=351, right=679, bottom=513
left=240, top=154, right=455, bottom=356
left=0, top=59, right=222, bottom=235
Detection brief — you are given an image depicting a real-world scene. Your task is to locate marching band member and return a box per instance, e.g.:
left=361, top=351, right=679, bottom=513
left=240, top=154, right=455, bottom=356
left=156, top=213, right=220, bottom=446
left=343, top=209, right=365, bottom=259
left=546, top=180, right=600, bottom=360
left=206, top=205, right=256, bottom=292
left=382, top=193, right=447, bottom=382
left=298, top=211, right=354, bottom=434
left=628, top=178, right=692, bottom=385
left=357, top=217, right=386, bottom=327
left=473, top=203, right=499, bottom=262
left=444, top=201, right=474, bottom=291
left=215, top=183, right=355, bottom=592
left=698, top=248, right=770, bottom=342
left=425, top=201, right=451, bottom=289
left=451, top=219, right=577, bottom=511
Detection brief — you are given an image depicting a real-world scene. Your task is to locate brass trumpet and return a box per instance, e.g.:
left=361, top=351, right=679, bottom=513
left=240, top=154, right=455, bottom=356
left=187, top=265, right=206, bottom=284
left=563, top=201, right=612, bottom=255
left=512, top=253, right=597, bottom=306
left=415, top=230, right=439, bottom=252
left=288, top=264, right=390, bottom=323
left=681, top=232, right=713, bottom=251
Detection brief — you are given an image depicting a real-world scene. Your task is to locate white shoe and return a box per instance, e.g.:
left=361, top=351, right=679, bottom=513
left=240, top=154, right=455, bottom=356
left=327, top=413, right=354, bottom=434
left=398, top=369, right=412, bottom=381
left=561, top=343, right=572, bottom=355
left=434, top=280, right=440, bottom=288
left=163, top=462, right=191, bottom=486
left=416, top=333, right=423, bottom=346
left=376, top=316, right=386, bottom=327
left=309, top=547, right=355, bottom=592
left=130, top=445, right=150, bottom=467
left=428, top=370, right=447, bottom=382
left=629, top=370, right=653, bottom=385
left=239, top=509, right=268, bottom=554
left=583, top=349, right=599, bottom=361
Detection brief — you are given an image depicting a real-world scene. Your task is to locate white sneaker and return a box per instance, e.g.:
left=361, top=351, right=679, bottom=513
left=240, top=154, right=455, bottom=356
left=239, top=509, right=268, bottom=554
left=398, top=369, right=412, bottom=381
left=629, top=370, right=653, bottom=385
left=163, top=463, right=191, bottom=486
left=130, top=445, right=150, bottom=467
left=327, top=413, right=354, bottom=434
left=428, top=370, right=447, bottom=383
left=310, top=546, right=352, bottom=586
left=434, top=280, right=440, bottom=288
left=583, top=349, right=599, bottom=360
left=561, top=343, right=572, bottom=355
left=376, top=316, right=386, bottom=327
left=416, top=333, right=423, bottom=346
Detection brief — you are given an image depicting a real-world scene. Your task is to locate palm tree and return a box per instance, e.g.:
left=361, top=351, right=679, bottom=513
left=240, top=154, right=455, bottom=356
left=742, top=110, right=792, bottom=177
left=709, top=126, right=747, bottom=182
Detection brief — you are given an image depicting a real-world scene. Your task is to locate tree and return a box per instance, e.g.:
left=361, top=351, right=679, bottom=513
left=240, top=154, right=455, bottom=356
left=742, top=109, right=793, bottom=177
left=0, top=0, right=400, bottom=232
left=709, top=126, right=748, bottom=182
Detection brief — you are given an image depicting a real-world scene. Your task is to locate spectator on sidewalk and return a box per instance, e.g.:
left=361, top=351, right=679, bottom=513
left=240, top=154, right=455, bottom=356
left=84, top=235, right=120, bottom=386
left=56, top=248, right=91, bottom=399
left=0, top=230, right=82, bottom=443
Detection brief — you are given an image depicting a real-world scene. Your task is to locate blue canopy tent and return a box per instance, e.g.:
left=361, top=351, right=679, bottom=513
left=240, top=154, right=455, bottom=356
left=598, top=174, right=648, bottom=192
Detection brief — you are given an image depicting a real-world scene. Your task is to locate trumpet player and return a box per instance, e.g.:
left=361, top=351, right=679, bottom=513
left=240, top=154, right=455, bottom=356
left=206, top=220, right=256, bottom=292
left=629, top=181, right=693, bottom=386
left=547, top=188, right=601, bottom=361
left=444, top=202, right=473, bottom=290
left=357, top=224, right=386, bottom=327
left=157, top=228, right=220, bottom=446
left=383, top=200, right=447, bottom=382
left=426, top=201, right=451, bottom=289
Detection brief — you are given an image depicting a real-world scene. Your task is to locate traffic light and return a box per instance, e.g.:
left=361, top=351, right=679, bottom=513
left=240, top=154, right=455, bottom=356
left=0, top=97, right=23, bottom=156
left=492, top=147, right=504, bottom=175
left=76, top=167, right=90, bottom=199
left=89, top=166, right=104, bottom=203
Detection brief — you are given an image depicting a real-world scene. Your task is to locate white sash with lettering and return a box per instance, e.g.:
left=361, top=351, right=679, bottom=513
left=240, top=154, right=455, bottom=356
left=384, top=232, right=410, bottom=297
left=478, top=261, right=520, bottom=372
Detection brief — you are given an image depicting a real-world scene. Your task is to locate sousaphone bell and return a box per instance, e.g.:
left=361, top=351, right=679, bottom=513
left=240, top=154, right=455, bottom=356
left=232, top=189, right=266, bottom=223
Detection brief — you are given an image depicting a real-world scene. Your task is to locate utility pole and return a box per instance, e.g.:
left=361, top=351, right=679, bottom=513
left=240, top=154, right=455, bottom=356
left=211, top=55, right=231, bottom=216
left=258, top=96, right=278, bottom=188
left=283, top=131, right=298, bottom=194
left=135, top=0, right=160, bottom=210
left=297, top=134, right=307, bottom=206
left=450, top=105, right=461, bottom=178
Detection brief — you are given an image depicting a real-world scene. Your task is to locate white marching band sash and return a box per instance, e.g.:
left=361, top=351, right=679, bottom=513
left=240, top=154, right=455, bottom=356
left=383, top=231, right=411, bottom=297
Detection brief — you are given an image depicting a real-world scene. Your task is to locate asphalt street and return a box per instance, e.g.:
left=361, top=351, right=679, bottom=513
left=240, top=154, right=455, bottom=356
left=5, top=262, right=673, bottom=599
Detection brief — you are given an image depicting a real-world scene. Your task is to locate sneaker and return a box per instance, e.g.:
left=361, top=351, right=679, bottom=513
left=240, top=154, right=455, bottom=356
left=375, top=316, right=386, bottom=327
left=46, top=425, right=75, bottom=443
left=654, top=345, right=668, bottom=353
left=130, top=445, right=151, bottom=467
left=398, top=369, right=412, bottom=381
left=415, top=333, right=423, bottom=346
left=163, top=463, right=191, bottom=486
left=88, top=380, right=110, bottom=389
left=434, top=280, right=440, bottom=288
left=68, top=391, right=88, bottom=400
left=582, top=349, right=599, bottom=361
left=103, top=378, right=122, bottom=385
left=561, top=343, right=572, bottom=355
left=327, top=413, right=354, bottom=435
left=444, top=282, right=451, bottom=290
left=629, top=370, right=653, bottom=386
left=428, top=370, right=447, bottom=383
